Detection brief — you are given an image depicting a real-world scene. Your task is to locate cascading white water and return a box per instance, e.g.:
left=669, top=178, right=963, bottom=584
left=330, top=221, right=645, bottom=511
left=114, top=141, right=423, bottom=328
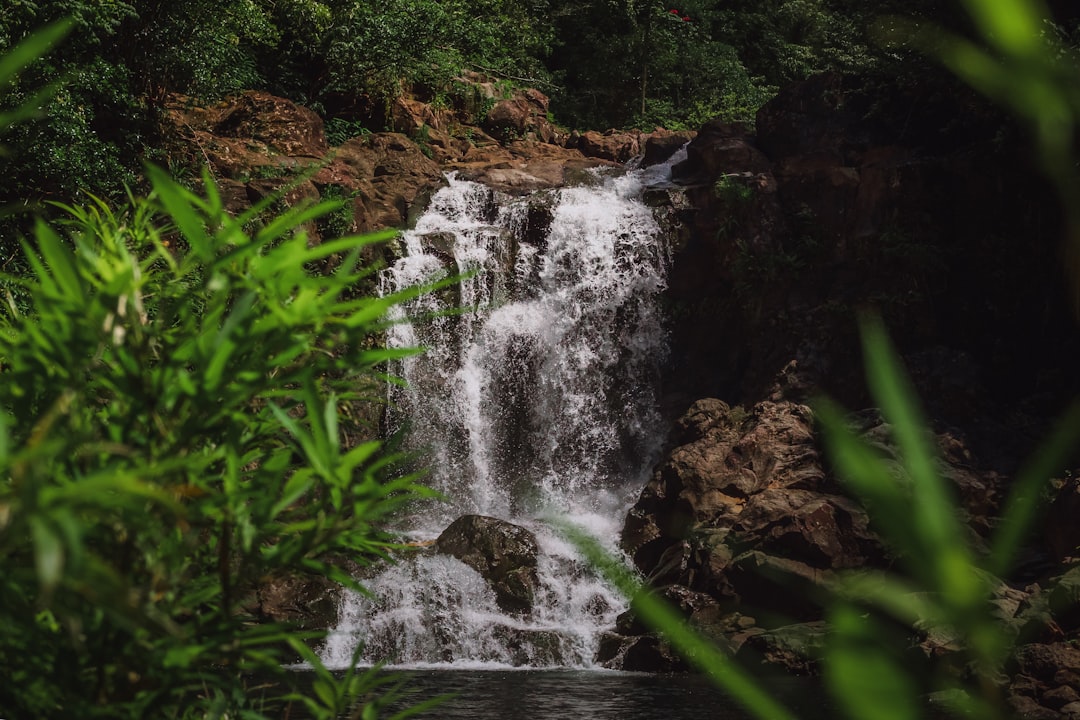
left=322, top=153, right=680, bottom=670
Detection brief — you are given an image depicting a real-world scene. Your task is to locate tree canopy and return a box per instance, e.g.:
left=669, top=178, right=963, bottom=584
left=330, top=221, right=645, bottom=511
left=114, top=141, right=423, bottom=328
left=0, top=0, right=1076, bottom=205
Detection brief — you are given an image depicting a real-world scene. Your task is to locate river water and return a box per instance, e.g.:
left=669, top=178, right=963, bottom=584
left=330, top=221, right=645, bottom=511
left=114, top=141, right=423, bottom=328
left=282, top=668, right=834, bottom=720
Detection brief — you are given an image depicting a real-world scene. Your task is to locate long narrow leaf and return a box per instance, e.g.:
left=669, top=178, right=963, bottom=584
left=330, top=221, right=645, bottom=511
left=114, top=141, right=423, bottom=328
left=0, top=21, right=71, bottom=105
left=146, top=164, right=212, bottom=253
left=859, top=314, right=979, bottom=609
left=826, top=603, right=921, bottom=720
left=559, top=521, right=797, bottom=720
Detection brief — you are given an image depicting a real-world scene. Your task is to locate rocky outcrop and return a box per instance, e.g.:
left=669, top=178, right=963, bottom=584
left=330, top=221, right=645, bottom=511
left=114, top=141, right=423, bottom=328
left=167, top=91, right=444, bottom=234
left=622, top=399, right=882, bottom=593
left=622, top=69, right=1080, bottom=715
left=434, top=515, right=540, bottom=613
left=606, top=399, right=883, bottom=670
left=609, top=396, right=1077, bottom=710
left=165, top=81, right=690, bottom=228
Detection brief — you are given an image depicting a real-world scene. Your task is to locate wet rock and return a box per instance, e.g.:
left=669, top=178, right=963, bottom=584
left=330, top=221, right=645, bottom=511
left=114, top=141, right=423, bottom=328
left=1045, top=686, right=1080, bottom=711
left=252, top=572, right=341, bottom=631
left=575, top=130, right=642, bottom=163
left=672, top=120, right=772, bottom=185
left=641, top=129, right=696, bottom=167
left=1009, top=694, right=1063, bottom=719
left=618, top=634, right=688, bottom=672
left=622, top=398, right=881, bottom=597
left=1015, top=643, right=1080, bottom=686
left=434, top=515, right=540, bottom=613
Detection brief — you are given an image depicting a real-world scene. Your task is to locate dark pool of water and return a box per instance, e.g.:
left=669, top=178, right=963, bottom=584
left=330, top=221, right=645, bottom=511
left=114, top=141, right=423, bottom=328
left=286, top=668, right=835, bottom=720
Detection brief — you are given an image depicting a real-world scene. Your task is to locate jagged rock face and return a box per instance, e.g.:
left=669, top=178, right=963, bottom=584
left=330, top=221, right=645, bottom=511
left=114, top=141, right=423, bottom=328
left=434, top=515, right=540, bottom=614
left=483, top=88, right=560, bottom=144
left=166, top=91, right=445, bottom=234
left=621, top=399, right=884, bottom=624
left=164, top=84, right=683, bottom=224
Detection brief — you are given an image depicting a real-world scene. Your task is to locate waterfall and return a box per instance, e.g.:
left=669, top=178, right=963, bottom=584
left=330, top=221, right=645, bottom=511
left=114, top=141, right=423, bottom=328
left=322, top=153, right=679, bottom=670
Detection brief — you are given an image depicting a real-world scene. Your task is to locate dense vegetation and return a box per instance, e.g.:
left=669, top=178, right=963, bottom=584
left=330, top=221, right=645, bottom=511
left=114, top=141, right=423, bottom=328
left=5, top=0, right=1062, bottom=210
left=0, top=27, right=455, bottom=718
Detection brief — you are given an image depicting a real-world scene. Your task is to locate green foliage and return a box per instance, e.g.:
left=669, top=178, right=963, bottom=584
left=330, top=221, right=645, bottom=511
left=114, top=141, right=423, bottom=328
left=326, top=117, right=372, bottom=147
left=320, top=0, right=551, bottom=101
left=0, top=165, right=445, bottom=718
left=3, top=56, right=140, bottom=201
left=546, top=0, right=888, bottom=129
left=0, top=18, right=70, bottom=133
left=317, top=183, right=358, bottom=239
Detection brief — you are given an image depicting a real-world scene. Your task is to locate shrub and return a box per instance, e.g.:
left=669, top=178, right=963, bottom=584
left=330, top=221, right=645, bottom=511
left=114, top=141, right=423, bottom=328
left=0, top=164, right=444, bottom=718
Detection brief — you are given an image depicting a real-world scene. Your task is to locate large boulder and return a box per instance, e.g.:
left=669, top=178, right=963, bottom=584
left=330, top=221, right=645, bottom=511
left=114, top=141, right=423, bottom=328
left=483, top=88, right=561, bottom=144
left=575, top=130, right=642, bottom=163
left=434, top=515, right=540, bottom=613
left=623, top=398, right=882, bottom=594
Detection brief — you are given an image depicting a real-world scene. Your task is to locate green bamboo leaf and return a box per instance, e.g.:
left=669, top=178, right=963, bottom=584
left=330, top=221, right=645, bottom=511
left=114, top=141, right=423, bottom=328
left=270, top=404, right=331, bottom=478
left=826, top=603, right=920, bottom=720
left=559, top=521, right=797, bottom=720
left=938, top=36, right=1071, bottom=138
left=356, top=346, right=425, bottom=365
left=957, top=0, right=1048, bottom=58
left=49, top=467, right=186, bottom=513
left=146, top=164, right=212, bottom=254
left=322, top=392, right=339, bottom=457
left=271, top=471, right=315, bottom=519
left=341, top=440, right=381, bottom=475
left=21, top=229, right=60, bottom=296
left=30, top=516, right=64, bottom=591
left=814, top=397, right=923, bottom=562
left=859, top=314, right=979, bottom=609
left=0, top=20, right=72, bottom=134
left=205, top=291, right=256, bottom=391
left=828, top=571, right=946, bottom=629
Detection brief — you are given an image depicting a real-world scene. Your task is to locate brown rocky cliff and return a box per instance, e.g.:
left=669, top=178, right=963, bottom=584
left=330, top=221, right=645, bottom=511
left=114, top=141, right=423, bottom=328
left=163, top=82, right=691, bottom=236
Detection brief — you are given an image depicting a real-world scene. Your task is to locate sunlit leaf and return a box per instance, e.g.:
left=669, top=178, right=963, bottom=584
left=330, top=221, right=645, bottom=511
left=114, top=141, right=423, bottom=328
left=957, top=0, right=1048, bottom=58
left=858, top=314, right=980, bottom=610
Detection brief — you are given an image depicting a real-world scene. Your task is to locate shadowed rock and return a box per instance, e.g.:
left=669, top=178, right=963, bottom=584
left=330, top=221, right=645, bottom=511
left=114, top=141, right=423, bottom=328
left=435, top=515, right=540, bottom=614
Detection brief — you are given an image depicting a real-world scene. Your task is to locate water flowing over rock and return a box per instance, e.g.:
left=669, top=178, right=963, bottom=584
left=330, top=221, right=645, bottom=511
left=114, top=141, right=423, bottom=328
left=321, top=153, right=683, bottom=669
left=435, top=515, right=540, bottom=614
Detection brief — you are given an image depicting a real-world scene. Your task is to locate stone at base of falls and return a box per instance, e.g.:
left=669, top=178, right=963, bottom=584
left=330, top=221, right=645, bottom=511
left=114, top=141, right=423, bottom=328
left=251, top=571, right=341, bottom=631
left=434, top=515, right=540, bottom=614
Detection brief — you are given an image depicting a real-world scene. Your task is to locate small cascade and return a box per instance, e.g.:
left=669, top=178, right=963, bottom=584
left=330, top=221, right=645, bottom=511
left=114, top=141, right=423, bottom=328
left=322, top=154, right=680, bottom=669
